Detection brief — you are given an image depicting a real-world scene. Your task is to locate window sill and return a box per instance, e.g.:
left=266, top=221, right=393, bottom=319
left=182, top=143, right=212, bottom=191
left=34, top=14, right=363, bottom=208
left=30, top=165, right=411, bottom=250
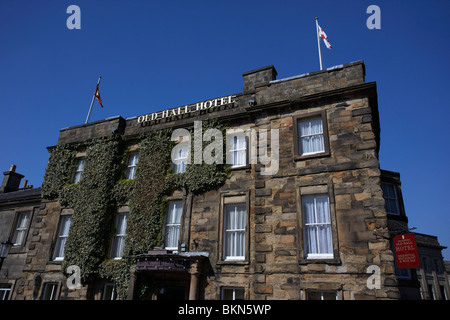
left=217, top=259, right=249, bottom=266
left=298, top=256, right=341, bottom=265
left=294, top=151, right=330, bottom=161
left=49, top=259, right=63, bottom=265
left=9, top=246, right=26, bottom=254
left=229, top=164, right=251, bottom=171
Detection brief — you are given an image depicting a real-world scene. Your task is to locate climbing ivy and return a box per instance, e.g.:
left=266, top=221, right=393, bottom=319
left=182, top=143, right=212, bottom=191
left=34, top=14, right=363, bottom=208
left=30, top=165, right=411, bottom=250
left=124, top=129, right=174, bottom=257
left=60, top=136, right=123, bottom=282
left=41, top=144, right=77, bottom=200
left=42, top=120, right=230, bottom=299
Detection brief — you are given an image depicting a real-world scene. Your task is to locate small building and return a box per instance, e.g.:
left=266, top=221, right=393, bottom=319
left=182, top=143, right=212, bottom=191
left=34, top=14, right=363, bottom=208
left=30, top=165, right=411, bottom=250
left=0, top=165, right=41, bottom=300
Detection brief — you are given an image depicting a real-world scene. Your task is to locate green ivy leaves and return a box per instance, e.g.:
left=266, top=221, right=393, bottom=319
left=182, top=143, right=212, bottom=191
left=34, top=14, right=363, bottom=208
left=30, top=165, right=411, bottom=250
left=42, top=120, right=229, bottom=298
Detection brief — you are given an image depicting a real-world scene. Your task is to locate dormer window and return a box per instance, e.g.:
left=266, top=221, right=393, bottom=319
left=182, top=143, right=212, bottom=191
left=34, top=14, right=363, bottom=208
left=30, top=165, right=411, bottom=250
left=381, top=183, right=400, bottom=215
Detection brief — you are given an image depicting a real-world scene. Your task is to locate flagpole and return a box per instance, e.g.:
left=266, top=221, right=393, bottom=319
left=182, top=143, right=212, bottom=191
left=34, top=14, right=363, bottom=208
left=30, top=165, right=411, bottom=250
left=85, top=76, right=102, bottom=124
left=315, top=17, right=323, bottom=70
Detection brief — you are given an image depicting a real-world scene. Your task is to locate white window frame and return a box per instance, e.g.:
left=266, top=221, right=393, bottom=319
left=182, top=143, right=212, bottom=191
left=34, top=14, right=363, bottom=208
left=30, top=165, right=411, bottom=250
left=381, top=183, right=400, bottom=215
left=229, top=135, right=247, bottom=168
left=428, top=284, right=436, bottom=300
left=110, top=213, right=128, bottom=259
left=298, top=117, right=325, bottom=156
left=302, top=194, right=333, bottom=259
left=12, top=211, right=31, bottom=247
left=53, top=215, right=72, bottom=261
left=172, top=145, right=188, bottom=173
left=221, top=287, right=245, bottom=300
left=223, top=203, right=246, bottom=261
left=71, top=158, right=85, bottom=184
left=307, top=290, right=337, bottom=300
left=163, top=201, right=183, bottom=251
left=0, top=286, right=11, bottom=300
left=102, top=283, right=116, bottom=300
left=125, top=153, right=139, bottom=180
left=41, top=283, right=59, bottom=300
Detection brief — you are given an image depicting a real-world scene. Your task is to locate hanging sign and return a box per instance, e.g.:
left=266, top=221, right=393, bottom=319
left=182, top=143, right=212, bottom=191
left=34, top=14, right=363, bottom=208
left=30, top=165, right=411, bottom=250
left=393, top=233, right=420, bottom=269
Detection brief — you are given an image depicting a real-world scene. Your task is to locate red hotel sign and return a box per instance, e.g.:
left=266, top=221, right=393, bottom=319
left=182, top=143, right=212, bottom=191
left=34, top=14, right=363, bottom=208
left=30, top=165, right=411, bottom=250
left=393, top=233, right=420, bottom=269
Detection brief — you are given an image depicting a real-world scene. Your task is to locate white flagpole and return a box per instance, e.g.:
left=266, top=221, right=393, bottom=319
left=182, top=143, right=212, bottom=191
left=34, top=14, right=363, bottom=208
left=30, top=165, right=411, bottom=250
left=315, top=17, right=323, bottom=70
left=85, top=76, right=102, bottom=124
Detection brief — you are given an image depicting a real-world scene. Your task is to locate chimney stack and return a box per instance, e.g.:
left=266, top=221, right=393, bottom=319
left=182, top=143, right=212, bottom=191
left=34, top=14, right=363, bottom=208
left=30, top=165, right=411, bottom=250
left=0, top=165, right=24, bottom=193
left=242, top=65, right=277, bottom=93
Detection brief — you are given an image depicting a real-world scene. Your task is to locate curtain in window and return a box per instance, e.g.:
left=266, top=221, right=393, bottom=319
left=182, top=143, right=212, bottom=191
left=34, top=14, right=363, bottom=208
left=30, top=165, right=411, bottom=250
left=72, top=158, right=85, bottom=183
left=172, top=146, right=188, bottom=173
left=110, top=213, right=128, bottom=258
left=230, top=136, right=246, bottom=167
left=224, top=204, right=246, bottom=260
left=302, top=195, right=333, bottom=258
left=299, top=118, right=324, bottom=155
left=164, top=201, right=182, bottom=249
left=125, top=153, right=139, bottom=179
left=53, top=215, right=72, bottom=260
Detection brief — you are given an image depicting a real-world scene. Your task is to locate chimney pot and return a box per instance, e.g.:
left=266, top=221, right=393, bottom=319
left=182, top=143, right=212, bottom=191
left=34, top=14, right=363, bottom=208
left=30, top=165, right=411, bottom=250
left=0, top=165, right=24, bottom=193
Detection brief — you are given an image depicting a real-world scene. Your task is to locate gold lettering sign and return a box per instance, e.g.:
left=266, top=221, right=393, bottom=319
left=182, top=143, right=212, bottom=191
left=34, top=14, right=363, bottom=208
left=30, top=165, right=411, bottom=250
left=137, top=95, right=236, bottom=125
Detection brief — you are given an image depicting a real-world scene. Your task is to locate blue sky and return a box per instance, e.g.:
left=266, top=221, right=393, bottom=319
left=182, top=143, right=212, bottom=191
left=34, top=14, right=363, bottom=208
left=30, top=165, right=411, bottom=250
left=1, top=0, right=449, bottom=259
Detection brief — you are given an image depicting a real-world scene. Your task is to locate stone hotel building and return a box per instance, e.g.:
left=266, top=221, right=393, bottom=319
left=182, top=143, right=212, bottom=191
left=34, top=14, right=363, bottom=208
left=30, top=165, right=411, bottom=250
left=0, top=61, right=448, bottom=300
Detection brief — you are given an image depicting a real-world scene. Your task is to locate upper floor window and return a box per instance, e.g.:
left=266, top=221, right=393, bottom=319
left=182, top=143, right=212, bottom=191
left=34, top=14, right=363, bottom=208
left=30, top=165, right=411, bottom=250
left=302, top=194, right=333, bottom=259
left=294, top=112, right=330, bottom=159
left=12, top=211, right=31, bottom=246
left=125, top=153, right=139, bottom=179
left=163, top=201, right=183, bottom=250
left=53, top=215, right=72, bottom=261
left=381, top=183, right=400, bottom=215
left=223, top=203, right=246, bottom=261
left=422, top=256, right=432, bottom=273
left=434, top=259, right=443, bottom=274
left=110, top=213, right=128, bottom=259
left=172, top=145, right=188, bottom=174
left=71, top=158, right=85, bottom=184
left=229, top=135, right=247, bottom=168
left=299, top=118, right=325, bottom=155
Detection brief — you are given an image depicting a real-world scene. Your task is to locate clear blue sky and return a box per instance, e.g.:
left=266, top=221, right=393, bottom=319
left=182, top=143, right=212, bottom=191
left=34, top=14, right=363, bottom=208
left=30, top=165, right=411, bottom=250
left=1, top=0, right=449, bottom=259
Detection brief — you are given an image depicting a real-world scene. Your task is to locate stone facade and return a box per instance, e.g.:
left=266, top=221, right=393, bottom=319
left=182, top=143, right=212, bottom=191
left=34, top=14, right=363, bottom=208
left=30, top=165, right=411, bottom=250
left=4, top=61, right=442, bottom=300
left=0, top=166, right=41, bottom=300
left=415, top=233, right=449, bottom=300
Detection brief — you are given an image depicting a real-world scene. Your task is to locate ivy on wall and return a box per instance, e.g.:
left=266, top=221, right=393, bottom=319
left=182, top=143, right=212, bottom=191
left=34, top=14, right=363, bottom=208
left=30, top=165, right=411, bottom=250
left=42, top=120, right=229, bottom=299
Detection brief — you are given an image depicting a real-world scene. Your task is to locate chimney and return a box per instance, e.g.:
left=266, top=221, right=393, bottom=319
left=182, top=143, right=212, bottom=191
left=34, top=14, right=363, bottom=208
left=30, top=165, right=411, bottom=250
left=0, top=165, right=24, bottom=193
left=242, top=65, right=277, bottom=93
